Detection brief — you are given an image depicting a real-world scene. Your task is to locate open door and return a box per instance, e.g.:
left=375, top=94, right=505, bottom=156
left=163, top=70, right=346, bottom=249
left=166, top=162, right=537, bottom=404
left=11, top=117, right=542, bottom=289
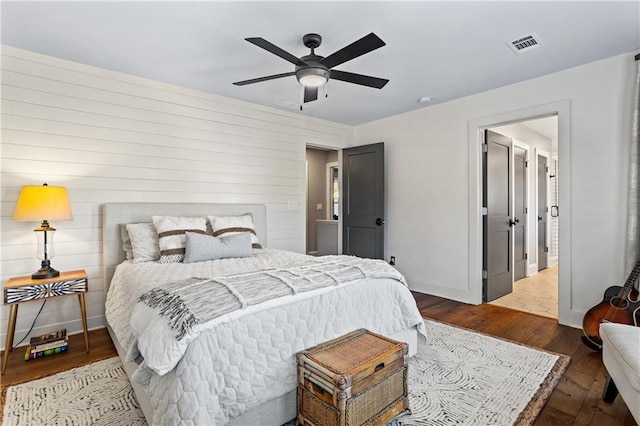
left=483, top=131, right=513, bottom=301
left=342, top=142, right=384, bottom=259
left=513, top=145, right=528, bottom=281
left=537, top=152, right=549, bottom=270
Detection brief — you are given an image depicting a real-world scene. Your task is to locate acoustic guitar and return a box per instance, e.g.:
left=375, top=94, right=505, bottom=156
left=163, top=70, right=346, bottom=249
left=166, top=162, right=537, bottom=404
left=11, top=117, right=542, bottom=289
left=581, top=257, right=640, bottom=351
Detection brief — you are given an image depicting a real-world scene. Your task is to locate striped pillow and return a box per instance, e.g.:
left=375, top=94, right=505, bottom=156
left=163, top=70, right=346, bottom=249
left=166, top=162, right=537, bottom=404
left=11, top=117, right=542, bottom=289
left=152, top=216, right=207, bottom=263
left=208, top=214, right=262, bottom=249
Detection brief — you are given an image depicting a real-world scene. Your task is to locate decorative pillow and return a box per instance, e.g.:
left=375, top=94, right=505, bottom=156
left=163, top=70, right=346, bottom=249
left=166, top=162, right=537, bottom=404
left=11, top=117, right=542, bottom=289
left=120, top=224, right=133, bottom=260
left=152, top=215, right=207, bottom=263
left=208, top=214, right=262, bottom=249
left=126, top=223, right=160, bottom=263
left=183, top=232, right=253, bottom=263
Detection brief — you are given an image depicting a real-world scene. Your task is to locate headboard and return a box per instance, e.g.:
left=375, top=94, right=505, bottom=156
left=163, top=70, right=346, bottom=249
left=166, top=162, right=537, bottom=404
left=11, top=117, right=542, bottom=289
left=102, top=203, right=267, bottom=293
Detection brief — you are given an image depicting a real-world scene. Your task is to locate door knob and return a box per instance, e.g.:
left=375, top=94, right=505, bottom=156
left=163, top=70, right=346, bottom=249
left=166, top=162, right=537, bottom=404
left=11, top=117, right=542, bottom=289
left=508, top=218, right=519, bottom=227
left=376, top=218, right=385, bottom=226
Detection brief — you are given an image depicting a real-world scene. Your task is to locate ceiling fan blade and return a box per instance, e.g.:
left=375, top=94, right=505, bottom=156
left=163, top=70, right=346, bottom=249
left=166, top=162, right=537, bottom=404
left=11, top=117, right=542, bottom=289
left=245, top=37, right=308, bottom=67
left=330, top=70, right=389, bottom=89
left=320, top=33, right=386, bottom=69
left=233, top=71, right=296, bottom=86
left=303, top=86, right=318, bottom=103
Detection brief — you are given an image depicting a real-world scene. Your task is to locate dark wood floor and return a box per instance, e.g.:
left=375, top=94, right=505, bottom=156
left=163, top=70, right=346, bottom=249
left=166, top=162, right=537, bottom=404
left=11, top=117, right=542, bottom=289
left=1, top=294, right=636, bottom=425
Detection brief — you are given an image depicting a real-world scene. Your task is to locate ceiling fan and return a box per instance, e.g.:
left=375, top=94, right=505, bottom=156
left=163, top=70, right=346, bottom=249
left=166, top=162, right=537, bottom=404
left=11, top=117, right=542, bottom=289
left=233, top=32, right=389, bottom=106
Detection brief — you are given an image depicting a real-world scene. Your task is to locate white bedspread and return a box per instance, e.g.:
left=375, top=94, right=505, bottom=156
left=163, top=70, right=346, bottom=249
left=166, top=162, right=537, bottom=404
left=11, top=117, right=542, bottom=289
left=105, top=249, right=426, bottom=425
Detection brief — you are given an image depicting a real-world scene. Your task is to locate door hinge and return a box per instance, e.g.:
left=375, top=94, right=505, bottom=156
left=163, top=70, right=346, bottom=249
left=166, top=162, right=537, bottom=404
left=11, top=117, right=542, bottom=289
left=546, top=166, right=549, bottom=172
left=482, top=144, right=488, bottom=153
left=482, top=207, right=488, bottom=216
left=482, top=270, right=488, bottom=279
left=525, top=253, right=528, bottom=259
left=545, top=247, right=549, bottom=253
left=525, top=161, right=529, bottom=167
left=525, top=207, right=528, bottom=214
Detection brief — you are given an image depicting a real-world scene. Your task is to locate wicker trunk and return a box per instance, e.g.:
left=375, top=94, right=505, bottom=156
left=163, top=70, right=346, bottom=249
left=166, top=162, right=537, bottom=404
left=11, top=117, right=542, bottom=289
left=296, top=329, right=410, bottom=426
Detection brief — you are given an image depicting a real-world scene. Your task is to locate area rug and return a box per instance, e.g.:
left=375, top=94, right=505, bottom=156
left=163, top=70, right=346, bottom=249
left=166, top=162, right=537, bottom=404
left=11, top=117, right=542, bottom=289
left=2, top=320, right=570, bottom=425
left=394, top=320, right=570, bottom=425
left=2, top=357, right=145, bottom=426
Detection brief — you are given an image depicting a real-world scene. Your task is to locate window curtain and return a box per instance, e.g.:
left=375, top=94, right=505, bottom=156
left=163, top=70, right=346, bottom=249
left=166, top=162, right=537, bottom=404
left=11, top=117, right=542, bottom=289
left=625, top=54, right=640, bottom=275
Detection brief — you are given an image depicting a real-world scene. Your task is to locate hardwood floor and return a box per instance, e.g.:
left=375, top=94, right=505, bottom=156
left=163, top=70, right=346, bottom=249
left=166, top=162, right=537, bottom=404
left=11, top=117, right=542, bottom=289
left=0, top=328, right=117, bottom=413
left=1, top=296, right=637, bottom=425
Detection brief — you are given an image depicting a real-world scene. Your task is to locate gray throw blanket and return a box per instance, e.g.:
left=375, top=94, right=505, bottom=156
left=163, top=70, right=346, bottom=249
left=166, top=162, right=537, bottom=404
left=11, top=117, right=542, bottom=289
left=139, top=257, right=405, bottom=340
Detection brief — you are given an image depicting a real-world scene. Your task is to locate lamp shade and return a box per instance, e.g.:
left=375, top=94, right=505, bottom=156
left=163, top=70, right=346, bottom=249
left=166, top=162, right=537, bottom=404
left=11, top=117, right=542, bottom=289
left=13, top=184, right=73, bottom=222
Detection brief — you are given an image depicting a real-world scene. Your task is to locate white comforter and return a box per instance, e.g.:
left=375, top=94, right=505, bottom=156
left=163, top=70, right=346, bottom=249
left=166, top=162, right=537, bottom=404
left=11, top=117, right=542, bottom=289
left=105, top=249, right=425, bottom=425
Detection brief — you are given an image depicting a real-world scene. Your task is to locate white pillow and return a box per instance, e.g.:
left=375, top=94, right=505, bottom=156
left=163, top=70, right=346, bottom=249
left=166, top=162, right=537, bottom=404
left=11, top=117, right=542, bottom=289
left=152, top=215, right=207, bottom=263
left=183, top=232, right=253, bottom=263
left=208, top=214, right=262, bottom=249
left=126, top=223, right=160, bottom=262
left=120, top=224, right=133, bottom=260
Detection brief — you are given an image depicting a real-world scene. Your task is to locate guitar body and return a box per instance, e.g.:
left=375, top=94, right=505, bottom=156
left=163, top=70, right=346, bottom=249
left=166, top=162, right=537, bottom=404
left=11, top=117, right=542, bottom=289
left=582, top=285, right=640, bottom=351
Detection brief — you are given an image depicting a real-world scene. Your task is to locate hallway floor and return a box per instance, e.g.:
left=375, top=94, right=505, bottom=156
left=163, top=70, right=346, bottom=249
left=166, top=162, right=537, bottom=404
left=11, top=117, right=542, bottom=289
left=489, top=265, right=558, bottom=319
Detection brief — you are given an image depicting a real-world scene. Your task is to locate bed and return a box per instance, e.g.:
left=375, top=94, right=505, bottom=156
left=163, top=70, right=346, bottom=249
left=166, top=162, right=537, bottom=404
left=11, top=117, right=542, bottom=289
left=103, top=202, right=425, bottom=425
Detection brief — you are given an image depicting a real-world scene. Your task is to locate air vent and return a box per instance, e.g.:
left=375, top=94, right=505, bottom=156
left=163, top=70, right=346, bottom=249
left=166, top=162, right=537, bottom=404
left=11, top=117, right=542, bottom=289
left=507, top=33, right=542, bottom=55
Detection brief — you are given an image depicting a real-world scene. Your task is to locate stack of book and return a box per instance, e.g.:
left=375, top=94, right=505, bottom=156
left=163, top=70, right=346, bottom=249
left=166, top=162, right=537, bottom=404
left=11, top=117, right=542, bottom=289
left=24, top=329, right=68, bottom=361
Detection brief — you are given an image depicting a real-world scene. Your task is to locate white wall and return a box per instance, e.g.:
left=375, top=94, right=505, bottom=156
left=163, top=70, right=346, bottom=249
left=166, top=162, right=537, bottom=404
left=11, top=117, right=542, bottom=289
left=354, top=53, right=636, bottom=328
left=0, top=45, right=353, bottom=348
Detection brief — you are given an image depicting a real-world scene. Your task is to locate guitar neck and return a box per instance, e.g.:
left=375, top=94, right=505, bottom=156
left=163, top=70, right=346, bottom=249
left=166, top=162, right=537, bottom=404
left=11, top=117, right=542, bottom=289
left=622, top=257, right=640, bottom=295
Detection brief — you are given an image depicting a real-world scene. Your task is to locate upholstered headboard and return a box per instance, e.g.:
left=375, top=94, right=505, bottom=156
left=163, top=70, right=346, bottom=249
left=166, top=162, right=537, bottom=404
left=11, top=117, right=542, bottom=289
left=102, top=203, right=267, bottom=293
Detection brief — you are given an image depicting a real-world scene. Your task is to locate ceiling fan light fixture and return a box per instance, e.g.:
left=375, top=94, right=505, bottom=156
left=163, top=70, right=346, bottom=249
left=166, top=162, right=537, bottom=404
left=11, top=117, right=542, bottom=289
left=296, top=67, right=330, bottom=87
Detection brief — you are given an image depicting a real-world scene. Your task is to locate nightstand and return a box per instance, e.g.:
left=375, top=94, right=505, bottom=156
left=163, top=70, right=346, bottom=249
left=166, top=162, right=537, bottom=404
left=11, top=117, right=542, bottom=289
left=2, top=270, right=89, bottom=374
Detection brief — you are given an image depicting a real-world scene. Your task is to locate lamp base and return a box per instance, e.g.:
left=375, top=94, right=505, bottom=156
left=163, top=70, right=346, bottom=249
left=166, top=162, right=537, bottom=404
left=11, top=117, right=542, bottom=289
left=32, top=260, right=60, bottom=280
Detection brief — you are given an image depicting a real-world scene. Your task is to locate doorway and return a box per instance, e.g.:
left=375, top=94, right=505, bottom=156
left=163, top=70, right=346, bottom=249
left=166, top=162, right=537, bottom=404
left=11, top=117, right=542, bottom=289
left=305, top=142, right=386, bottom=259
left=306, top=146, right=340, bottom=256
left=484, top=116, right=559, bottom=319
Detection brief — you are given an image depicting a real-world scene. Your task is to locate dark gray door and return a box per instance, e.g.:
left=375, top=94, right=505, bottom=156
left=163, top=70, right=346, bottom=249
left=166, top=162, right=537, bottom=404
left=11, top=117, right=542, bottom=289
left=538, top=155, right=548, bottom=270
left=343, top=142, right=384, bottom=259
left=483, top=130, right=513, bottom=301
left=514, top=147, right=527, bottom=281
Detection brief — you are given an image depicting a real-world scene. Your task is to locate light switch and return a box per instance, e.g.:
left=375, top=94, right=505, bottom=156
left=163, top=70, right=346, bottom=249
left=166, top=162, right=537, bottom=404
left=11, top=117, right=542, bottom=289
left=317, top=203, right=323, bottom=211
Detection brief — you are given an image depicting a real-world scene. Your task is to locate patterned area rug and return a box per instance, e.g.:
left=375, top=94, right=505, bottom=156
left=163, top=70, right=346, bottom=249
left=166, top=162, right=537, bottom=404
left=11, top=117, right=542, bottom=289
left=2, top=320, right=570, bottom=425
left=395, top=320, right=570, bottom=425
left=2, top=357, right=145, bottom=426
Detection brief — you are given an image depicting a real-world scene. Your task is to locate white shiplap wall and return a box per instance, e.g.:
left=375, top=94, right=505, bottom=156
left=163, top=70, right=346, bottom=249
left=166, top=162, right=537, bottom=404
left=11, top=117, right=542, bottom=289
left=0, top=45, right=353, bottom=348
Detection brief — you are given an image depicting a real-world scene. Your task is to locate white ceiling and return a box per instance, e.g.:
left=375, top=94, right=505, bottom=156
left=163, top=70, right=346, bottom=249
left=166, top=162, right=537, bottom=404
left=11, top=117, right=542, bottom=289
left=521, top=116, right=558, bottom=140
left=2, top=1, right=639, bottom=126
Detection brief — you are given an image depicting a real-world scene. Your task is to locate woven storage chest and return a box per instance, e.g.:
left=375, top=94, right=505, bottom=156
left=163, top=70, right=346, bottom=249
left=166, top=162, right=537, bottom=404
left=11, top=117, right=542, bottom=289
left=296, top=329, right=410, bottom=426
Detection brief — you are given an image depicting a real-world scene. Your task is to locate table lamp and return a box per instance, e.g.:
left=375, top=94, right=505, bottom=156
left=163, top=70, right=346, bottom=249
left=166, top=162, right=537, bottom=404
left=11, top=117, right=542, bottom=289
left=13, top=183, right=73, bottom=279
